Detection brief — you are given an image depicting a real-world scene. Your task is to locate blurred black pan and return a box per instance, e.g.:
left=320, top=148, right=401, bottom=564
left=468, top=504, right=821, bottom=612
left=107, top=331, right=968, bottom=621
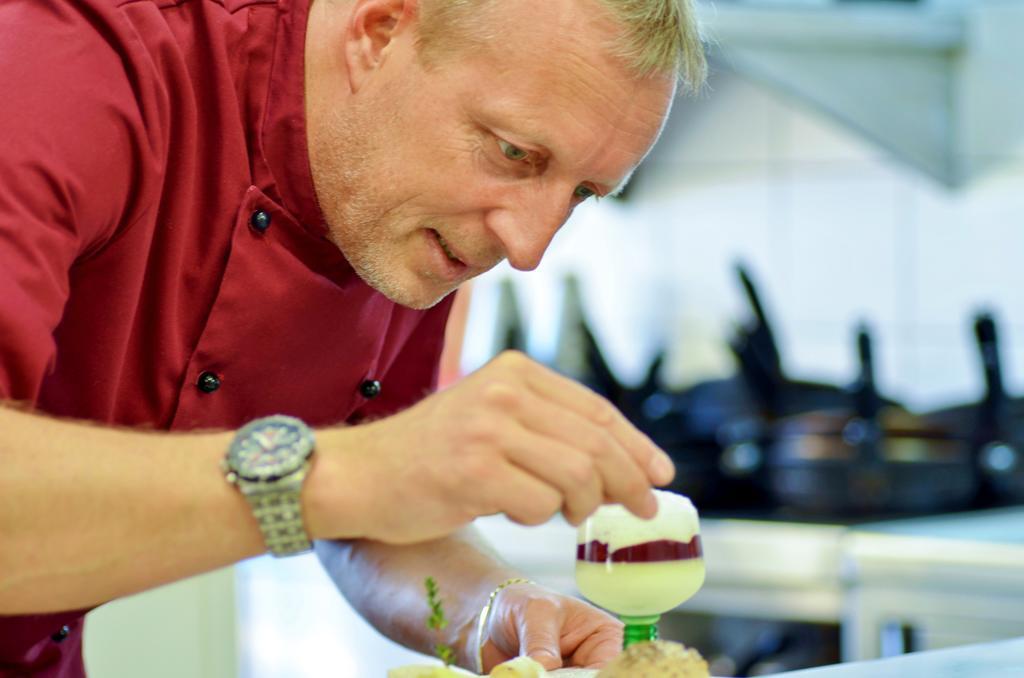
left=924, top=313, right=1024, bottom=505
left=766, top=324, right=978, bottom=517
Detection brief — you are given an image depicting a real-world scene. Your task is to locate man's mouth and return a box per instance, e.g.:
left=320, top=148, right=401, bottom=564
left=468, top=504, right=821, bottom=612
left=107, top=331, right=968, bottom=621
left=432, top=229, right=464, bottom=265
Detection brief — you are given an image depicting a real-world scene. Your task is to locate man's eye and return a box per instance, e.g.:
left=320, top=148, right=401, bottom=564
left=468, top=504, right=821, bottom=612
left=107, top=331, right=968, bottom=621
left=573, top=185, right=596, bottom=200
left=498, top=139, right=529, bottom=162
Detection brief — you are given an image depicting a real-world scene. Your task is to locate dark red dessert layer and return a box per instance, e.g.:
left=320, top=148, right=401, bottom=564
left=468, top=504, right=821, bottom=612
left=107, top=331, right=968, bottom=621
left=576, top=536, right=703, bottom=563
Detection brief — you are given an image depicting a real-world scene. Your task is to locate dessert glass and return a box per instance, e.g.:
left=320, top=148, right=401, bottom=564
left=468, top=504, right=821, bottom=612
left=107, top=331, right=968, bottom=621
left=575, top=490, right=705, bottom=647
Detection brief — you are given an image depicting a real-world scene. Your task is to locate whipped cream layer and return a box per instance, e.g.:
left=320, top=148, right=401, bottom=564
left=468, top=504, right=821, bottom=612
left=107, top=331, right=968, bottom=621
left=576, top=490, right=700, bottom=552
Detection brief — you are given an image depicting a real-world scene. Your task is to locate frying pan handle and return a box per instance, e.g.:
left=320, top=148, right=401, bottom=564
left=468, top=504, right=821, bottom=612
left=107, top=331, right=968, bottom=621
left=736, top=262, right=783, bottom=374
left=852, top=324, right=882, bottom=422
left=732, top=262, right=786, bottom=415
left=641, top=351, right=666, bottom=396
left=975, top=312, right=1007, bottom=425
left=582, top=321, right=624, bottom=405
left=730, top=328, right=782, bottom=415
left=848, top=323, right=884, bottom=465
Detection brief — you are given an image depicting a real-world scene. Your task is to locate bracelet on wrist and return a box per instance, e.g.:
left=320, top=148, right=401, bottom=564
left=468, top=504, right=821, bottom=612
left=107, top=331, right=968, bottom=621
left=474, top=577, right=533, bottom=674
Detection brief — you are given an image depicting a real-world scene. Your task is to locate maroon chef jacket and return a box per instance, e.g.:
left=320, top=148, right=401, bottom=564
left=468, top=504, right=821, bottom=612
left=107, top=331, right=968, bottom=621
left=0, top=0, right=454, bottom=674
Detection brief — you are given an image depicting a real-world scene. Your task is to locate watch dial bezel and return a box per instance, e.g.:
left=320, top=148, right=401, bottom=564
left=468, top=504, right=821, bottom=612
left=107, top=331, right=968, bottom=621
left=227, top=416, right=314, bottom=482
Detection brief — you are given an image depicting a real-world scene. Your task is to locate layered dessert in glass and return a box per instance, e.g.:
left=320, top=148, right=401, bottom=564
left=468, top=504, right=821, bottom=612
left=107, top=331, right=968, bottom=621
left=575, top=490, right=705, bottom=646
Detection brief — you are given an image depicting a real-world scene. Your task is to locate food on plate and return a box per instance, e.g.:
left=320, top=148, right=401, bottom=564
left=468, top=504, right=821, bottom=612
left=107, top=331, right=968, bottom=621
left=387, top=665, right=476, bottom=677
left=488, top=656, right=547, bottom=677
left=386, top=664, right=598, bottom=678
left=389, top=640, right=709, bottom=678
left=596, top=640, right=709, bottom=677
left=388, top=657, right=546, bottom=678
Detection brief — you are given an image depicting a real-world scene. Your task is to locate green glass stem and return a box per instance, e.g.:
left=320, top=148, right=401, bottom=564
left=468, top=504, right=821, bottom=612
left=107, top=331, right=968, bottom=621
left=620, top=614, right=660, bottom=648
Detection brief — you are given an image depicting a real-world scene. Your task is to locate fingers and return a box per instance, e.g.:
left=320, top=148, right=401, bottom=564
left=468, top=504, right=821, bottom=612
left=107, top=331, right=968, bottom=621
left=483, top=352, right=671, bottom=519
left=568, top=628, right=622, bottom=669
left=514, top=597, right=564, bottom=671
left=473, top=459, right=565, bottom=527
left=493, top=587, right=623, bottom=672
left=505, top=407, right=653, bottom=523
left=491, top=425, right=603, bottom=525
left=515, top=354, right=675, bottom=489
left=552, top=599, right=622, bottom=669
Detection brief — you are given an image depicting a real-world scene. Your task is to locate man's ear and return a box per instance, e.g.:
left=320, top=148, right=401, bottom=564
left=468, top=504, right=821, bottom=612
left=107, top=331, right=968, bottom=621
left=345, top=0, right=420, bottom=92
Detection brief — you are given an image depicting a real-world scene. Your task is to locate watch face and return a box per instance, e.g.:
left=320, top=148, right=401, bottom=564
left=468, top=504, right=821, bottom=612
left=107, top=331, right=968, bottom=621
left=228, top=416, right=314, bottom=482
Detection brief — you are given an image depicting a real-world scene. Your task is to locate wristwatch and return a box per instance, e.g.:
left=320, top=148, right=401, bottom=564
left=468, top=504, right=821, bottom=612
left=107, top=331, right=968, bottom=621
left=223, top=414, right=316, bottom=557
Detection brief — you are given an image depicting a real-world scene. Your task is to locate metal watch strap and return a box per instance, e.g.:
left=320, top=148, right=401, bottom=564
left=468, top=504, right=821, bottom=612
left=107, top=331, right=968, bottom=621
left=246, top=484, right=311, bottom=557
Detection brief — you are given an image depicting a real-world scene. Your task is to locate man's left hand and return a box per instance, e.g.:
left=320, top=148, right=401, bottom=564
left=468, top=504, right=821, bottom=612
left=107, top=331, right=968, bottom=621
left=479, top=582, right=622, bottom=672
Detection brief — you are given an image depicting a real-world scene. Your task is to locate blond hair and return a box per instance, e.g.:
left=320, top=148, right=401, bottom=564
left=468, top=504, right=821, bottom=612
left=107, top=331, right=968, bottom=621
left=415, top=0, right=706, bottom=92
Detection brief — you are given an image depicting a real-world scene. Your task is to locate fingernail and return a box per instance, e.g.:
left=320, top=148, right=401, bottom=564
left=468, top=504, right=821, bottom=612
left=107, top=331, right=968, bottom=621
left=530, top=650, right=561, bottom=669
left=644, top=491, right=659, bottom=518
left=650, top=454, right=675, bottom=485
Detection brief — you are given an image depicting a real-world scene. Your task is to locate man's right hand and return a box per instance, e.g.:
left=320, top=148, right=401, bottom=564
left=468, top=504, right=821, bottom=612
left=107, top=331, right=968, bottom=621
left=304, top=350, right=676, bottom=544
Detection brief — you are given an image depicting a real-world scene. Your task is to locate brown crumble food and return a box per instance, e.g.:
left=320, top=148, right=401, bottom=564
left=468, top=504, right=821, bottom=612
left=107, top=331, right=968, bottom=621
left=596, top=640, right=710, bottom=678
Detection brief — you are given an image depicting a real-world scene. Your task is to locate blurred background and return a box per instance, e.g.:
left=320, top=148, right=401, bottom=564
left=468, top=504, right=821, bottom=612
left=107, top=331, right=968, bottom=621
left=83, top=0, right=1024, bottom=675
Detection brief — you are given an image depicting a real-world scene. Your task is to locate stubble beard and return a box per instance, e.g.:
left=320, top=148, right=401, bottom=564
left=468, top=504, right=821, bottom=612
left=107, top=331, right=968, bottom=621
left=309, top=104, right=449, bottom=311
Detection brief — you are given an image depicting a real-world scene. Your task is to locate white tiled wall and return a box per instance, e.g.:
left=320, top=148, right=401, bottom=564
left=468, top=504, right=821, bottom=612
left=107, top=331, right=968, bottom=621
left=462, top=69, right=1024, bottom=413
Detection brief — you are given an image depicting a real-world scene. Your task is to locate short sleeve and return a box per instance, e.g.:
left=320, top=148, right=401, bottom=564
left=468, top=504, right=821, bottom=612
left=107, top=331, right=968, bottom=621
left=0, top=0, right=147, bottom=401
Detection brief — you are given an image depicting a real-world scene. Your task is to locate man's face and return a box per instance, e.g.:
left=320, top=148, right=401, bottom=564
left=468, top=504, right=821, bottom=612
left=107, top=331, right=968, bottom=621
left=307, top=0, right=675, bottom=309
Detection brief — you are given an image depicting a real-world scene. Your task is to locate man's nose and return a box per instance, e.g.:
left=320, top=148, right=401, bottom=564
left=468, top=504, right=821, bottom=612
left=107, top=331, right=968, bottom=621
left=487, top=190, right=572, bottom=272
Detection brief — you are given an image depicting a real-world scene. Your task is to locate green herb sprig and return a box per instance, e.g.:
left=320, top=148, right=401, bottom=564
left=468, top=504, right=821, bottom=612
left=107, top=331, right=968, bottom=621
left=425, top=576, right=457, bottom=667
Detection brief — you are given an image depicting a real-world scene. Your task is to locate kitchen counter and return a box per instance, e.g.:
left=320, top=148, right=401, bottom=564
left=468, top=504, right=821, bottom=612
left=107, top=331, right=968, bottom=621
left=845, top=507, right=1024, bottom=586
left=841, top=507, right=1024, bottom=660
left=767, top=636, right=1024, bottom=676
